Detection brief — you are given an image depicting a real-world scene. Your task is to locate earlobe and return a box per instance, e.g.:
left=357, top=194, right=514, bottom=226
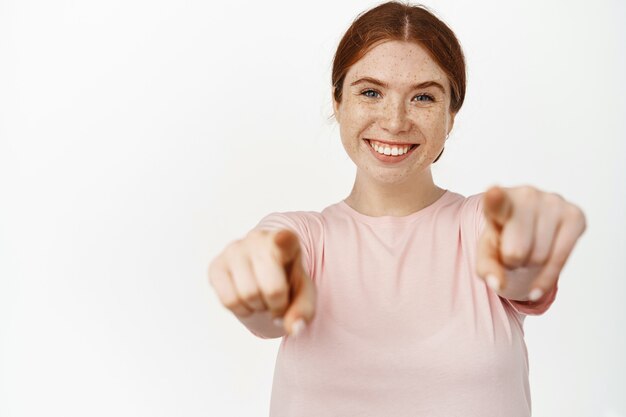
left=333, top=99, right=341, bottom=123
left=446, top=112, right=456, bottom=138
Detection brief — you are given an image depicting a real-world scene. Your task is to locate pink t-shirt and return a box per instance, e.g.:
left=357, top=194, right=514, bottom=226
left=253, top=189, right=558, bottom=417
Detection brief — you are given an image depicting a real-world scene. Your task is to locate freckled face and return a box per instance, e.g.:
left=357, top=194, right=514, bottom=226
left=333, top=40, right=455, bottom=185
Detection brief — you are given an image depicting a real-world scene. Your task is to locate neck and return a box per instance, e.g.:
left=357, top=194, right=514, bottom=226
left=344, top=169, right=445, bottom=217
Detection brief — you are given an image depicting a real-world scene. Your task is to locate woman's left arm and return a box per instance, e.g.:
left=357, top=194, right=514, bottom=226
left=476, top=185, right=587, bottom=302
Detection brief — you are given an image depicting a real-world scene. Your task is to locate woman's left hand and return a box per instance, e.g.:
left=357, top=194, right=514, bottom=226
left=476, top=185, right=587, bottom=303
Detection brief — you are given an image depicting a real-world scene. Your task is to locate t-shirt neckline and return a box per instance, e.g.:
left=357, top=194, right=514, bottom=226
left=337, top=189, right=452, bottom=226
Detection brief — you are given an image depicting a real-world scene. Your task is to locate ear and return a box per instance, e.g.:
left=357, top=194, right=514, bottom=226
left=446, top=111, right=456, bottom=138
left=332, top=88, right=341, bottom=123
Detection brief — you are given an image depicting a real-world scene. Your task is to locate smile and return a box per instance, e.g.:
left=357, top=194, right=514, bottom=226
left=364, top=139, right=419, bottom=163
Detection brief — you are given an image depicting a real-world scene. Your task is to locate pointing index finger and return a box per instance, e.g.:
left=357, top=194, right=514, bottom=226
left=272, top=229, right=301, bottom=266
left=483, top=186, right=513, bottom=228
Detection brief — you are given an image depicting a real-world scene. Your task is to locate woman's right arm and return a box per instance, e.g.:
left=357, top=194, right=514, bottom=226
left=208, top=228, right=317, bottom=339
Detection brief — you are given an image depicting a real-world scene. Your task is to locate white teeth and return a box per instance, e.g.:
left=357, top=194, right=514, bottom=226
left=370, top=141, right=411, bottom=156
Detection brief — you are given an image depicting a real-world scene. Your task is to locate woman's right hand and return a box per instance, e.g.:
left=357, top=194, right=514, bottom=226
left=208, top=228, right=316, bottom=336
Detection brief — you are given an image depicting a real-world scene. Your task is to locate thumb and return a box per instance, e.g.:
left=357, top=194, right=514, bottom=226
left=483, top=186, right=513, bottom=229
left=282, top=251, right=317, bottom=336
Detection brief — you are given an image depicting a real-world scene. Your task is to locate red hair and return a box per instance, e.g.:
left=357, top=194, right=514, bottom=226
left=332, top=1, right=466, bottom=114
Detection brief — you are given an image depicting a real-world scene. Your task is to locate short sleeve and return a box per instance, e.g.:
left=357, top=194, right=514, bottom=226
left=253, top=211, right=323, bottom=281
left=471, top=192, right=559, bottom=317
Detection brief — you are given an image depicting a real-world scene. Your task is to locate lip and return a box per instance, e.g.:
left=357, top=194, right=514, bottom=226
left=366, top=138, right=417, bottom=146
left=363, top=139, right=419, bottom=163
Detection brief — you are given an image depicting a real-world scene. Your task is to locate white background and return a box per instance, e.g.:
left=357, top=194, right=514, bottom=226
left=1, top=0, right=624, bottom=416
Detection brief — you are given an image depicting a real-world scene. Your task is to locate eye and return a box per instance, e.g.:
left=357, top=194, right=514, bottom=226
left=361, top=89, right=381, bottom=98
left=360, top=89, right=435, bottom=102
left=413, top=94, right=434, bottom=102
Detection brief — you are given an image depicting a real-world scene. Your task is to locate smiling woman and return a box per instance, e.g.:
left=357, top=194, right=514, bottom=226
left=334, top=40, right=455, bottom=211
left=208, top=2, right=587, bottom=416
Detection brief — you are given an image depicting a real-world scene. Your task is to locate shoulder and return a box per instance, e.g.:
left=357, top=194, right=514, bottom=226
left=439, top=190, right=486, bottom=218
left=454, top=190, right=485, bottom=212
left=255, top=210, right=323, bottom=235
left=439, top=190, right=487, bottom=238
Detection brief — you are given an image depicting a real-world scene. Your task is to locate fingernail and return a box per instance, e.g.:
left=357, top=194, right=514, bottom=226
left=273, top=317, right=284, bottom=327
left=528, top=288, right=543, bottom=302
left=290, top=319, right=306, bottom=337
left=486, top=274, right=500, bottom=292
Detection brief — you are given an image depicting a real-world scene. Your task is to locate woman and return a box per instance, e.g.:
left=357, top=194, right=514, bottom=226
left=208, top=2, right=587, bottom=415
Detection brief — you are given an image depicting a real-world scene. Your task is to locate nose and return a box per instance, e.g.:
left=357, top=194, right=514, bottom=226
left=379, top=99, right=411, bottom=134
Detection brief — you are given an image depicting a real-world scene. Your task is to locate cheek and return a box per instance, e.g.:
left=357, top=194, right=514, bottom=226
left=419, top=109, right=450, bottom=134
left=341, top=109, right=370, bottom=136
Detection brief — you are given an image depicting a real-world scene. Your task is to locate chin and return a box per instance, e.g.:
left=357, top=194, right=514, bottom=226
left=361, top=166, right=414, bottom=185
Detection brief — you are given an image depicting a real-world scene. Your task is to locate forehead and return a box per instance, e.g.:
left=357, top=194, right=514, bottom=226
left=345, top=40, right=449, bottom=90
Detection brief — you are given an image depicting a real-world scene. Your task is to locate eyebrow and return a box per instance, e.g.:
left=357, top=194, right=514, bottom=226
left=350, top=76, right=446, bottom=94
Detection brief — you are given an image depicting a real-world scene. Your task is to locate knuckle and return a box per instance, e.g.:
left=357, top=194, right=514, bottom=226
left=549, top=191, right=565, bottom=202
left=245, top=229, right=261, bottom=239
left=222, top=243, right=235, bottom=258
left=580, top=214, right=588, bottom=233
left=265, top=284, right=288, bottom=301
left=502, top=248, right=527, bottom=265
left=519, top=185, right=538, bottom=199
left=542, top=192, right=564, bottom=208
left=224, top=239, right=244, bottom=259
left=566, top=204, right=586, bottom=227
left=249, top=228, right=270, bottom=238
left=244, top=229, right=267, bottom=245
left=223, top=297, right=241, bottom=312
left=239, top=289, right=261, bottom=304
